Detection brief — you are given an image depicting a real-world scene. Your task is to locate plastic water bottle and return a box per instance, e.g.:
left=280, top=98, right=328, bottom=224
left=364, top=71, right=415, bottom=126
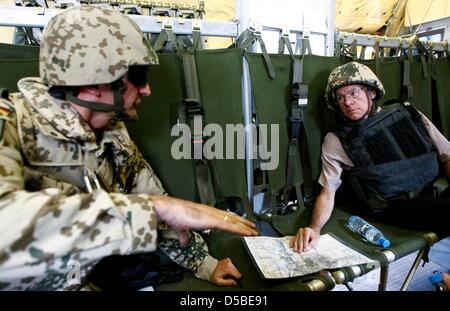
left=347, top=215, right=391, bottom=248
left=429, top=272, right=448, bottom=291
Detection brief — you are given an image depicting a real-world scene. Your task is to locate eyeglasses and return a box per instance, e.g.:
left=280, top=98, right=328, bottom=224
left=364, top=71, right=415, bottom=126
left=335, top=87, right=365, bottom=105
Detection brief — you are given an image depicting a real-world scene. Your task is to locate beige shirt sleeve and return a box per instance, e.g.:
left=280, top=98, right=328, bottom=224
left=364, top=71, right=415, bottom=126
left=317, top=132, right=354, bottom=192
left=420, top=112, right=450, bottom=163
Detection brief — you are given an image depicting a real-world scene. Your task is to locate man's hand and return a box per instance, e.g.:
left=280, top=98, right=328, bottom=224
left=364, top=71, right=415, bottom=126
left=210, top=257, right=242, bottom=287
left=444, top=272, right=450, bottom=290
left=150, top=195, right=258, bottom=246
left=290, top=227, right=320, bottom=253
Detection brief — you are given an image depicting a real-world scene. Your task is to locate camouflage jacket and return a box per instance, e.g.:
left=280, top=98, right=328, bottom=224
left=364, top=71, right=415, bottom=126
left=0, top=78, right=217, bottom=290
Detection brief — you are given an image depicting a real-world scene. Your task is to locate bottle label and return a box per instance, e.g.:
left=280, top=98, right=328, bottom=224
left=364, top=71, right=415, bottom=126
left=360, top=224, right=370, bottom=232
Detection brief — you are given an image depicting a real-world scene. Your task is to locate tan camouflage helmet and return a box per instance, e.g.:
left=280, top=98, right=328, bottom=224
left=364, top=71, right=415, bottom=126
left=325, top=61, right=385, bottom=110
left=39, top=6, right=159, bottom=86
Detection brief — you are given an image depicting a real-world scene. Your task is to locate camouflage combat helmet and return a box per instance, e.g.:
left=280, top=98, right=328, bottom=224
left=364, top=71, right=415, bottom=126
left=325, top=61, right=385, bottom=110
left=40, top=6, right=158, bottom=86
left=39, top=6, right=158, bottom=120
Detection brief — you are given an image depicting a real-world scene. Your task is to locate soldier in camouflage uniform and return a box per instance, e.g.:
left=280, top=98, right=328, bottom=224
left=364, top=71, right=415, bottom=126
left=291, top=62, right=450, bottom=253
left=0, top=6, right=257, bottom=290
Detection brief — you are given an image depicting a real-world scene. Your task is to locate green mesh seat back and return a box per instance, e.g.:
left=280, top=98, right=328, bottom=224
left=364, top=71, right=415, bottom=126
left=0, top=58, right=39, bottom=92
left=195, top=48, right=248, bottom=200
left=435, top=58, right=450, bottom=138
left=245, top=53, right=340, bottom=194
left=127, top=49, right=249, bottom=203
left=322, top=203, right=429, bottom=279
left=0, top=38, right=40, bottom=92
left=246, top=53, right=339, bottom=231
left=302, top=55, right=341, bottom=181
left=373, top=57, right=402, bottom=106
left=408, top=57, right=432, bottom=119
left=0, top=43, right=39, bottom=59
left=126, top=53, right=197, bottom=200
left=157, top=51, right=332, bottom=291
left=245, top=53, right=294, bottom=194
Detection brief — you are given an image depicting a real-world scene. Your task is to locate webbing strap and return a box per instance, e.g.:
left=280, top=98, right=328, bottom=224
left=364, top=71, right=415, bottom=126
left=445, top=42, right=450, bottom=61
left=281, top=54, right=309, bottom=211
left=374, top=42, right=384, bottom=62
left=351, top=39, right=358, bottom=61
left=182, top=53, right=201, bottom=102
left=177, top=37, right=220, bottom=206
left=419, top=53, right=429, bottom=79
left=428, top=47, right=437, bottom=80
left=154, top=27, right=178, bottom=52
left=237, top=28, right=276, bottom=79
left=359, top=46, right=367, bottom=60
left=414, top=38, right=430, bottom=78
left=295, top=35, right=312, bottom=56
left=192, top=30, right=203, bottom=51
left=336, top=38, right=343, bottom=58
left=194, top=158, right=217, bottom=207
left=278, top=31, right=294, bottom=61
left=402, top=46, right=414, bottom=103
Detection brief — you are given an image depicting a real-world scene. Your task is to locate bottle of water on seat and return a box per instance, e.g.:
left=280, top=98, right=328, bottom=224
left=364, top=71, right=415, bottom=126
left=347, top=215, right=391, bottom=248
left=429, top=272, right=448, bottom=291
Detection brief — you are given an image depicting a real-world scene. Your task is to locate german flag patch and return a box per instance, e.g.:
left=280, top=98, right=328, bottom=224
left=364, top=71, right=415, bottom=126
left=0, top=106, right=11, bottom=117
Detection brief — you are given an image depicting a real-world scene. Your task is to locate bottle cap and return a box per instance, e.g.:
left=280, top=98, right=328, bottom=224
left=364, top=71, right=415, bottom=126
left=379, top=238, right=390, bottom=248
left=429, top=273, right=443, bottom=285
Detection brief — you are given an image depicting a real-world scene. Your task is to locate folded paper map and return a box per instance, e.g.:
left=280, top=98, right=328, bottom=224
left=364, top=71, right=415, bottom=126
left=243, top=234, right=374, bottom=279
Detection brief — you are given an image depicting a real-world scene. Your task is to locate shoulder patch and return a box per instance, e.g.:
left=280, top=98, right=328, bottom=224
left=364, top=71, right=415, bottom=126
left=0, top=99, right=15, bottom=118
left=0, top=106, right=12, bottom=117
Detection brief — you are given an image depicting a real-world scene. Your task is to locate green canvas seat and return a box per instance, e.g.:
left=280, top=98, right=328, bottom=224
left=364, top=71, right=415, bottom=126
left=0, top=41, right=40, bottom=93
left=0, top=42, right=39, bottom=59
left=373, top=57, right=403, bottom=107
left=0, top=43, right=445, bottom=291
left=126, top=52, right=197, bottom=201
left=272, top=199, right=438, bottom=286
left=245, top=52, right=300, bottom=200
left=245, top=53, right=341, bottom=219
left=434, top=58, right=450, bottom=139
left=246, top=52, right=340, bottom=216
left=0, top=58, right=39, bottom=92
left=406, top=57, right=432, bottom=120
left=127, top=48, right=249, bottom=209
left=129, top=48, right=335, bottom=290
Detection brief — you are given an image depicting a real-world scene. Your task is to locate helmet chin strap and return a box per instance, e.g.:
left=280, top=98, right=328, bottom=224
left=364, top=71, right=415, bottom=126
left=63, top=79, right=130, bottom=121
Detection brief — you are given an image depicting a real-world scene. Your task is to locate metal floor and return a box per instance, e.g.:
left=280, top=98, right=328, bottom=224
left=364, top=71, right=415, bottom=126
left=333, top=236, right=450, bottom=291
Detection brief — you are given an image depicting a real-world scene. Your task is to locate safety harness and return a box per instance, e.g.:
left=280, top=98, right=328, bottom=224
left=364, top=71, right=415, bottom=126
left=276, top=29, right=311, bottom=215
left=153, top=20, right=226, bottom=209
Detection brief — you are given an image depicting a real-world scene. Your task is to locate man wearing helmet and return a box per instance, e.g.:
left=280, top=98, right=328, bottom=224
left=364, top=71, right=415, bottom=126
left=0, top=6, right=257, bottom=290
left=291, top=61, right=450, bottom=253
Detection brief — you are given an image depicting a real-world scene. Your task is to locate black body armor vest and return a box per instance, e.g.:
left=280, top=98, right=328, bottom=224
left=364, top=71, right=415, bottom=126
left=335, top=103, right=440, bottom=212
